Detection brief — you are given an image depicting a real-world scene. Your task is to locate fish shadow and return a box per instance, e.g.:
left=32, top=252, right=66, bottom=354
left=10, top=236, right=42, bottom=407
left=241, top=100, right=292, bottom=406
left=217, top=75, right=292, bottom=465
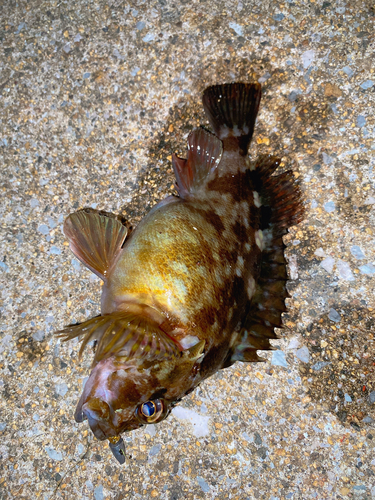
left=118, top=94, right=206, bottom=224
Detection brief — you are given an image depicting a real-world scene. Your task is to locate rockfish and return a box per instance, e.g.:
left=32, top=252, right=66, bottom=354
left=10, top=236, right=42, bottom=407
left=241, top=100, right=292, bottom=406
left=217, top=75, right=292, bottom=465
left=57, top=82, right=304, bottom=463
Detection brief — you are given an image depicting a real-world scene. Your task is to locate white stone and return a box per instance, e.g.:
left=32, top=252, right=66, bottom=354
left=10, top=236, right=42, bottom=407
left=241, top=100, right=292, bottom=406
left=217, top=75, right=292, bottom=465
left=172, top=407, right=210, bottom=437
left=301, top=49, right=315, bottom=69
left=320, top=256, right=335, bottom=273
left=336, top=259, right=355, bottom=281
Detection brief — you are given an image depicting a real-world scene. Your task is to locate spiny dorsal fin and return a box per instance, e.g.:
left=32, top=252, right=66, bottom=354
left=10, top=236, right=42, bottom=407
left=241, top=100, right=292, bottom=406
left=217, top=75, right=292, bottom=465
left=254, top=155, right=305, bottom=233
left=202, top=82, right=262, bottom=155
left=229, top=241, right=292, bottom=365
left=64, top=208, right=128, bottom=280
left=56, top=311, right=181, bottom=366
left=172, top=128, right=222, bottom=199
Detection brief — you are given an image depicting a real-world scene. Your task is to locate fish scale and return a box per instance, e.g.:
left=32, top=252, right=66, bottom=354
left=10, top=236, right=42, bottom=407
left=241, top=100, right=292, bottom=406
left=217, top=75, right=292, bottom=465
left=56, top=82, right=304, bottom=463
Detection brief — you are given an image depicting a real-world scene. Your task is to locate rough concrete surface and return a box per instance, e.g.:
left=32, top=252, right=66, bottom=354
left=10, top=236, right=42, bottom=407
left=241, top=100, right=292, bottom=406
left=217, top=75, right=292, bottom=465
left=1, top=0, right=375, bottom=498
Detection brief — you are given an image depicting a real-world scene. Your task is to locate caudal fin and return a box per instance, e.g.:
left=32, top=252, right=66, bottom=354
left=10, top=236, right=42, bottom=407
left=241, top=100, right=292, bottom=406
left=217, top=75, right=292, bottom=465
left=202, top=82, right=261, bottom=156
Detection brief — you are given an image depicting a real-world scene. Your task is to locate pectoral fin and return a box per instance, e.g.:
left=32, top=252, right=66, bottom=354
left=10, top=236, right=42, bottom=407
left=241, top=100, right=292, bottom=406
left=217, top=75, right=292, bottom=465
left=57, top=311, right=181, bottom=366
left=64, top=208, right=128, bottom=280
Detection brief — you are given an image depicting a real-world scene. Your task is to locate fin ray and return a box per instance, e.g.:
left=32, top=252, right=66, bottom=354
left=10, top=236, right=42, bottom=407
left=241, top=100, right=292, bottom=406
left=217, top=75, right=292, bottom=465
left=57, top=312, right=181, bottom=365
left=254, top=155, right=305, bottom=232
left=229, top=155, right=304, bottom=365
left=64, top=209, right=128, bottom=280
left=172, top=128, right=223, bottom=198
left=202, top=83, right=262, bottom=155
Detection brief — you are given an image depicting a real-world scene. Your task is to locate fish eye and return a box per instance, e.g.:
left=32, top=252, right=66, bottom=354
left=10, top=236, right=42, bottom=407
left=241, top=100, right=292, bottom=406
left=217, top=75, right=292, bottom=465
left=136, top=398, right=166, bottom=424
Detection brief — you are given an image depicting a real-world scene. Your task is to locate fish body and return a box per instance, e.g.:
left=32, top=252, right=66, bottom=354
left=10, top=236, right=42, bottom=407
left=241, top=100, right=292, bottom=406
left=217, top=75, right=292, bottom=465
left=58, top=83, right=304, bottom=462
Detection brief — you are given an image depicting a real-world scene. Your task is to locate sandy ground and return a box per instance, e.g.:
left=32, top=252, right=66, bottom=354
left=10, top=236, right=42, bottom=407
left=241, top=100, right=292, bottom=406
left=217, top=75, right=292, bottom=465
left=1, top=0, right=374, bottom=499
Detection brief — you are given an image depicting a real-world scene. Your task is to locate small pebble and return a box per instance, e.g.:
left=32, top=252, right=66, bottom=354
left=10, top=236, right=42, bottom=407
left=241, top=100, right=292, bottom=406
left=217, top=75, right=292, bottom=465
left=197, top=477, right=210, bottom=493
left=360, top=80, right=374, bottom=89
left=324, top=201, right=335, bottom=213
left=359, top=264, right=375, bottom=275
left=149, top=444, right=162, bottom=457
left=271, top=350, right=288, bottom=368
left=45, top=447, right=63, bottom=461
left=328, top=309, right=341, bottom=322
left=301, top=49, right=315, bottom=69
left=350, top=245, right=365, bottom=259
left=94, top=485, right=104, bottom=500
left=296, top=346, right=310, bottom=363
left=321, top=256, right=335, bottom=273
left=336, top=260, right=355, bottom=281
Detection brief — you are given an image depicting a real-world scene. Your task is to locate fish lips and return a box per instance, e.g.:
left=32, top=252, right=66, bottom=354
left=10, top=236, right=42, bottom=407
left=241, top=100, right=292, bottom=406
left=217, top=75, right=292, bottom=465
left=74, top=357, right=120, bottom=440
left=79, top=397, right=116, bottom=440
left=75, top=388, right=119, bottom=441
left=75, top=397, right=141, bottom=440
left=74, top=357, right=143, bottom=439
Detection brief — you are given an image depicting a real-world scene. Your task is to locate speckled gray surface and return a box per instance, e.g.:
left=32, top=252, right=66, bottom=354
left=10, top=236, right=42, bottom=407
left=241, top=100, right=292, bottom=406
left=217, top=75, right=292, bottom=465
left=1, top=0, right=375, bottom=499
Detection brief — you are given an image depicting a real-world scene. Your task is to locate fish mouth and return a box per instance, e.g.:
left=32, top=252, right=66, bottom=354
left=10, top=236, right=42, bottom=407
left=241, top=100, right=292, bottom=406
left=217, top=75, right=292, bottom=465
left=75, top=396, right=145, bottom=438
left=76, top=399, right=127, bottom=464
left=77, top=397, right=117, bottom=441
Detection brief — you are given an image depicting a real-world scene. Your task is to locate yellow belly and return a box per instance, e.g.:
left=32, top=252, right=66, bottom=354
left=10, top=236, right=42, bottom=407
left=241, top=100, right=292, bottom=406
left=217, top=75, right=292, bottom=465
left=102, top=201, right=223, bottom=328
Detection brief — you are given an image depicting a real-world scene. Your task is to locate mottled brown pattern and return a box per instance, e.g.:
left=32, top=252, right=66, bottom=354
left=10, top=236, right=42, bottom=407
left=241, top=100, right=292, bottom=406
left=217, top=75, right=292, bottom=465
left=189, top=205, right=226, bottom=234
left=195, top=304, right=219, bottom=328
left=108, top=376, right=142, bottom=406
left=58, top=83, right=304, bottom=461
left=231, top=221, right=249, bottom=243
left=207, top=171, right=252, bottom=201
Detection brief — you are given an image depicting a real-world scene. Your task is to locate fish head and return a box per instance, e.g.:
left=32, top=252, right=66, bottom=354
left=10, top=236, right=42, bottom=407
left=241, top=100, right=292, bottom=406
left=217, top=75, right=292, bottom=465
left=75, top=339, right=206, bottom=440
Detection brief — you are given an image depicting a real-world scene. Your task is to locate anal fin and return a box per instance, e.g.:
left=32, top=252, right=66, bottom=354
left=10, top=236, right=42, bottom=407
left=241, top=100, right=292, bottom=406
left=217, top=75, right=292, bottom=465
left=172, top=128, right=222, bottom=199
left=64, top=208, right=128, bottom=280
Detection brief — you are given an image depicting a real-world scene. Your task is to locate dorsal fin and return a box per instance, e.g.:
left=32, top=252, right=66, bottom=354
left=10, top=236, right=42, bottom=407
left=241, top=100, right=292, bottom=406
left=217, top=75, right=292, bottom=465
left=228, top=156, right=304, bottom=366
left=56, top=311, right=181, bottom=366
left=64, top=208, right=128, bottom=280
left=172, top=128, right=222, bottom=199
left=254, top=155, right=305, bottom=232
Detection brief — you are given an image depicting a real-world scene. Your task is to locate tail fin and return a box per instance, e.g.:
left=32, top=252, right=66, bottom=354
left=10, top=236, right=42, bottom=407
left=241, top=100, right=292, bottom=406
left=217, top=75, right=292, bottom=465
left=202, top=83, right=261, bottom=156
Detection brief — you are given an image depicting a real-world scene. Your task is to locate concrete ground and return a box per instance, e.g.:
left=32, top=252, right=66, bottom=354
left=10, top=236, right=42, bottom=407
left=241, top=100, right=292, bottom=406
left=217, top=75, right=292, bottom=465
left=1, top=0, right=374, bottom=498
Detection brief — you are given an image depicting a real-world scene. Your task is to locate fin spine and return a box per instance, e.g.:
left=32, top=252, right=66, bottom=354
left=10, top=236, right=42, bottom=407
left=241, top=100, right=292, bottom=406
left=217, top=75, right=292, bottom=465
left=56, top=311, right=181, bottom=366
left=172, top=127, right=223, bottom=198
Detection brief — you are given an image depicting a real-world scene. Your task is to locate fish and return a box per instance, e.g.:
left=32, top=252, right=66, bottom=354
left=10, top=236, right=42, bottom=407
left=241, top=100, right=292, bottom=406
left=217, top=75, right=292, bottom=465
left=57, top=82, right=304, bottom=463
